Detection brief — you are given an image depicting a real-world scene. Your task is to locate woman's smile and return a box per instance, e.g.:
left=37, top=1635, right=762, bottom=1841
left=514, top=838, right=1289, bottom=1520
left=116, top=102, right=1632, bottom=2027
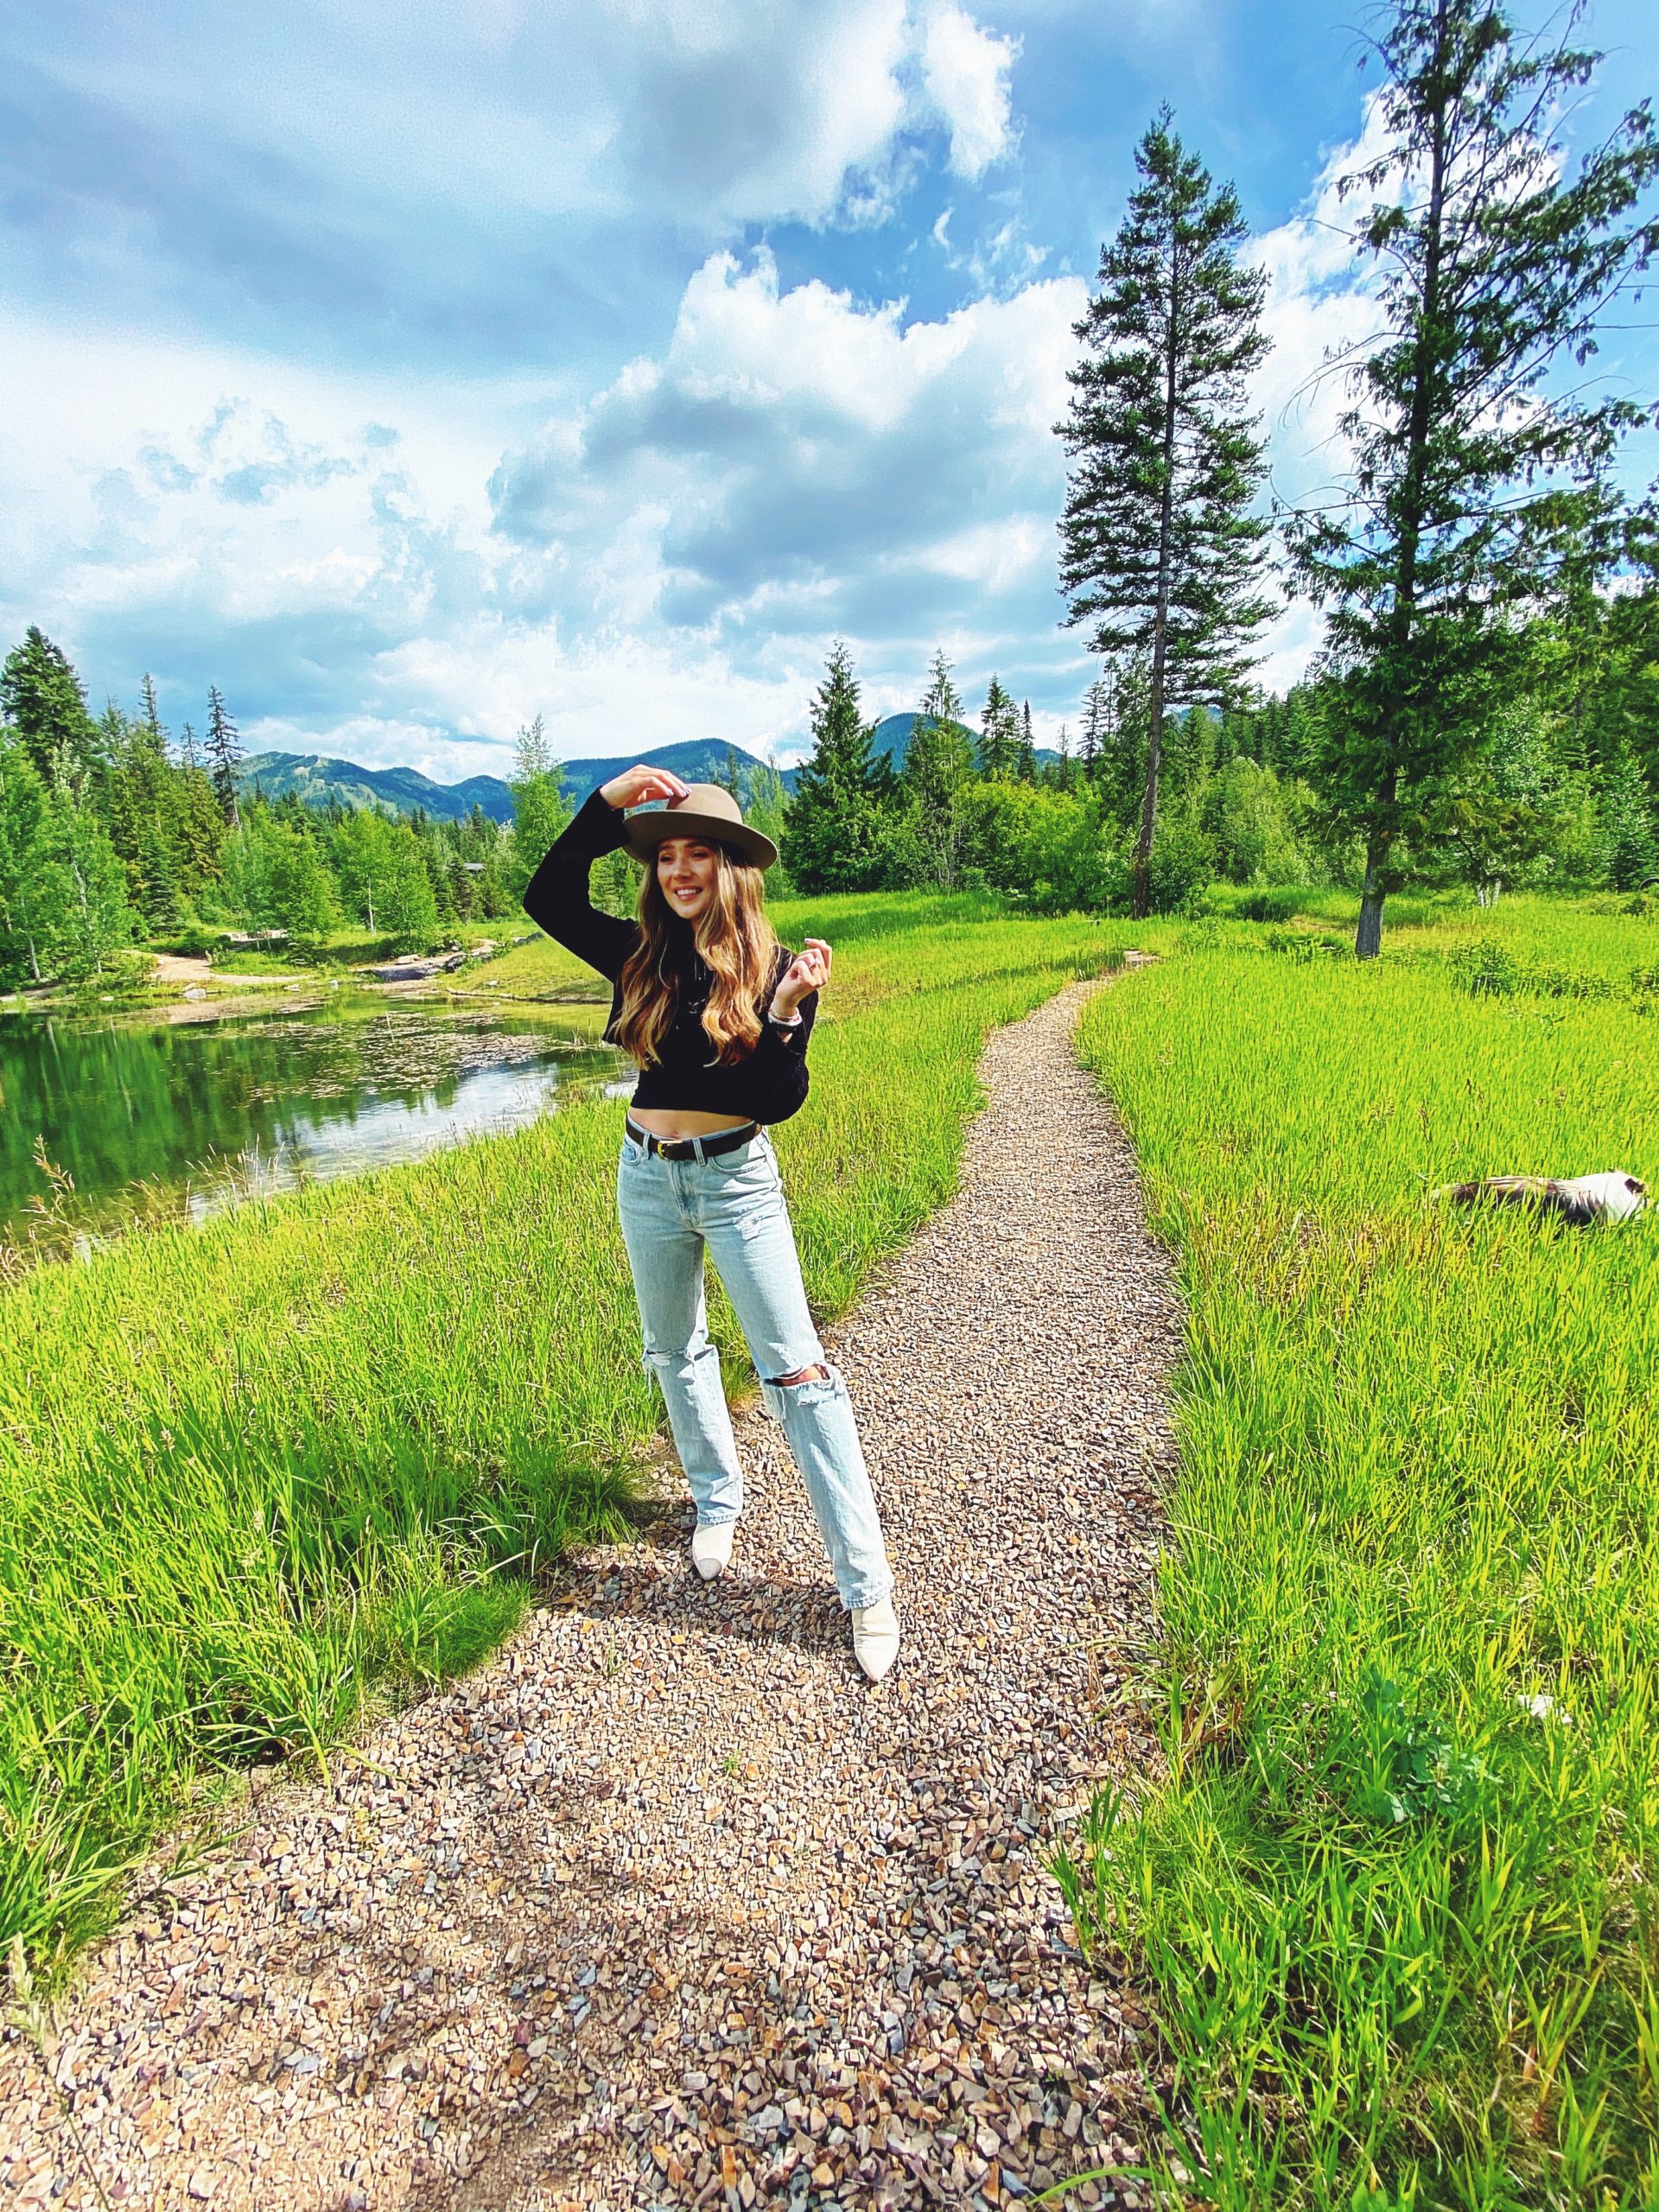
left=658, top=836, right=718, bottom=921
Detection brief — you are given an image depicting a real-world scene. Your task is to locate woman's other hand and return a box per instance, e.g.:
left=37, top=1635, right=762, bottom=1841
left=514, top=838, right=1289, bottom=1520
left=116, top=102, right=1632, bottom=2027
left=599, top=764, right=692, bottom=810
left=772, top=938, right=831, bottom=1017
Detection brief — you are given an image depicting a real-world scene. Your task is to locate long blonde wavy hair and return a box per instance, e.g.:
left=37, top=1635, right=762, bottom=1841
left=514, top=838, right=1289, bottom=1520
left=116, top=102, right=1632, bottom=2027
left=613, top=837, right=780, bottom=1069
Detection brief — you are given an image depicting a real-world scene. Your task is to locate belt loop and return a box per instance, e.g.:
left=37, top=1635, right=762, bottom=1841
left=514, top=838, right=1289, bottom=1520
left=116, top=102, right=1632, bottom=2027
left=691, top=1132, right=708, bottom=1164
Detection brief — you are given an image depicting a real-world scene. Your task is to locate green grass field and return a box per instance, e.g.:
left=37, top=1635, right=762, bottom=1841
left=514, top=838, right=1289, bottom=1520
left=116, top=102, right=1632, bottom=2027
left=1204, top=884, right=1659, bottom=996
left=1065, top=942, right=1659, bottom=2208
left=0, top=893, right=1135, bottom=1979
left=9, top=874, right=1659, bottom=2209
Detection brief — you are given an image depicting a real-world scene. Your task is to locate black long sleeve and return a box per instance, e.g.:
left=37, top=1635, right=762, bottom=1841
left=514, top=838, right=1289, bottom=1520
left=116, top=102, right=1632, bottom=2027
left=520, top=793, right=822, bottom=1126
left=521, top=787, right=637, bottom=983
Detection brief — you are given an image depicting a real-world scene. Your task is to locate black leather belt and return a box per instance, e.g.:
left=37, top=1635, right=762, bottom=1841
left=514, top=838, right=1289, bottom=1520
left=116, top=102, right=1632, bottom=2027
left=624, top=1117, right=759, bottom=1161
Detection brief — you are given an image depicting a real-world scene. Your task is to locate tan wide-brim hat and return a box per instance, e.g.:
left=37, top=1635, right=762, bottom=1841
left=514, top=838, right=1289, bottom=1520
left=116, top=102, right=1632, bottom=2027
left=621, top=783, right=779, bottom=872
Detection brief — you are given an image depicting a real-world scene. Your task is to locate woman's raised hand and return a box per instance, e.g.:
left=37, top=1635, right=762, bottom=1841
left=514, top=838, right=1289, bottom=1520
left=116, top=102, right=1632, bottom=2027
left=598, top=764, right=692, bottom=810
left=773, top=938, right=831, bottom=1015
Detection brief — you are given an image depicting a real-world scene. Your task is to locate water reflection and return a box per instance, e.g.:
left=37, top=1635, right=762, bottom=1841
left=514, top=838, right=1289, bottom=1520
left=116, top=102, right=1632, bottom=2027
left=0, top=991, right=632, bottom=1253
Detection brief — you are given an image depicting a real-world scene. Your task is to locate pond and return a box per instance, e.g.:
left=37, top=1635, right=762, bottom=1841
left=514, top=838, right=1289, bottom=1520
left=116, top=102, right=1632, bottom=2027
left=0, top=986, right=632, bottom=1260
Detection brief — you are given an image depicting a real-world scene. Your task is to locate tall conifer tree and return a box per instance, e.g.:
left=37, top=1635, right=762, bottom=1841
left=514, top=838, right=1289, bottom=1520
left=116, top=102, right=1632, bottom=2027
left=901, top=650, right=977, bottom=887
left=205, top=686, right=245, bottom=830
left=1286, top=0, right=1659, bottom=956
left=976, top=676, right=1019, bottom=779
left=1058, top=111, right=1273, bottom=917
left=781, top=641, right=887, bottom=893
left=505, top=714, right=569, bottom=900
left=1079, top=679, right=1108, bottom=784
left=0, top=628, right=101, bottom=785
left=139, top=673, right=168, bottom=760
left=1018, top=701, right=1038, bottom=782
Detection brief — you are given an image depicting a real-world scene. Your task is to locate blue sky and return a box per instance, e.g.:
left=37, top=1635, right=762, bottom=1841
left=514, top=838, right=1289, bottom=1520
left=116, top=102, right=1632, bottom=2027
left=4, top=0, right=1657, bottom=777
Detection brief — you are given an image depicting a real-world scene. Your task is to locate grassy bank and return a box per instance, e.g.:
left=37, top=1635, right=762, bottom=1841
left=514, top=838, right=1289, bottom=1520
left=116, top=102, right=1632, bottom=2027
left=1065, top=950, right=1659, bottom=2207
left=1203, top=885, right=1659, bottom=997
left=1, top=897, right=1134, bottom=1978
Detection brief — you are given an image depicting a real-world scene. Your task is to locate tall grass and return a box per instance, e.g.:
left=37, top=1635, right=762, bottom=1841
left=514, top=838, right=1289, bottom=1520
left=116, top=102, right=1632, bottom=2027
left=2, top=899, right=1132, bottom=1978
left=1064, top=952, right=1659, bottom=2208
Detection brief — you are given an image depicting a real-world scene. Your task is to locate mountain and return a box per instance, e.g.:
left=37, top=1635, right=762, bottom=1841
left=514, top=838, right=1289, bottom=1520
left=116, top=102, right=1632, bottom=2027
left=868, top=712, right=965, bottom=772
left=236, top=741, right=799, bottom=823
left=552, top=742, right=800, bottom=808
left=234, top=719, right=1064, bottom=825
left=237, top=753, right=518, bottom=823
left=868, top=712, right=1061, bottom=775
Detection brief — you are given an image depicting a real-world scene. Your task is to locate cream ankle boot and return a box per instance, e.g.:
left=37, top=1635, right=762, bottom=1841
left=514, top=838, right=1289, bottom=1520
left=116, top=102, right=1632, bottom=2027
left=690, top=1522, right=735, bottom=1581
left=852, top=1595, right=900, bottom=1681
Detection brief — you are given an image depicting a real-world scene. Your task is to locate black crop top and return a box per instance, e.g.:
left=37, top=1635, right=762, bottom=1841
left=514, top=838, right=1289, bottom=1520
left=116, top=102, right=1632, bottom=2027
left=520, top=787, right=819, bottom=1126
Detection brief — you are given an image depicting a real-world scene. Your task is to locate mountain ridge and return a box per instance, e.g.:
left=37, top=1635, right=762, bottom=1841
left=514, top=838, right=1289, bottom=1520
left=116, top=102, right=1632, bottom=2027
left=232, top=716, right=1062, bottom=824
left=235, top=741, right=800, bottom=823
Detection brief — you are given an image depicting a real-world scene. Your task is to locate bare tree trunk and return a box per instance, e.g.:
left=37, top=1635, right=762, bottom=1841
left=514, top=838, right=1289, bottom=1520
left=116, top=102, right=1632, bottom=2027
left=1356, top=822, right=1391, bottom=960
left=1133, top=633, right=1166, bottom=920
left=1355, top=0, right=1448, bottom=963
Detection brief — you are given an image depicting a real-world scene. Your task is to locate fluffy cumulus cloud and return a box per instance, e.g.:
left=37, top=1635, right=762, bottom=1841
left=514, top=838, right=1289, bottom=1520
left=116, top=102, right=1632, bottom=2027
left=1, top=0, right=1076, bottom=772
left=39, top=2, right=1631, bottom=772
left=492, top=247, right=1082, bottom=651
left=3, top=0, right=1022, bottom=368
left=918, top=3, right=1021, bottom=180
left=1, top=240, right=1089, bottom=770
left=1241, top=94, right=1396, bottom=690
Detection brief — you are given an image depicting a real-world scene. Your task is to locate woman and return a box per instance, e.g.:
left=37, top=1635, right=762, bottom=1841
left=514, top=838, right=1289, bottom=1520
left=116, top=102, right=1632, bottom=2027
left=522, top=763, right=900, bottom=1683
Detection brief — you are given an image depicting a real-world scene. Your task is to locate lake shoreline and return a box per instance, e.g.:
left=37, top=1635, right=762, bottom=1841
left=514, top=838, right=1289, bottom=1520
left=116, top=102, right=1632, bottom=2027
left=0, top=984, right=628, bottom=1273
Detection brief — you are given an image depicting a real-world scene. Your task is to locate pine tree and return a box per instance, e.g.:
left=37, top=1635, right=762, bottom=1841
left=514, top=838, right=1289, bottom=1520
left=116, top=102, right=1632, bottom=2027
left=744, top=752, right=794, bottom=892
left=780, top=641, right=887, bottom=893
left=505, top=714, right=569, bottom=899
left=1058, top=110, right=1273, bottom=917
left=901, top=651, right=977, bottom=888
left=52, top=794, right=140, bottom=979
left=1, top=628, right=101, bottom=785
left=1053, top=723, right=1077, bottom=794
left=1287, top=0, right=1659, bottom=957
left=179, top=720, right=201, bottom=771
left=1079, top=680, right=1108, bottom=784
left=918, top=648, right=963, bottom=729
left=138, top=812, right=182, bottom=931
left=205, top=686, right=244, bottom=830
left=139, top=672, right=169, bottom=761
left=99, top=705, right=144, bottom=892
left=175, top=757, right=228, bottom=901
left=0, top=744, right=67, bottom=984
left=1018, top=701, right=1038, bottom=783
left=976, top=676, right=1020, bottom=779
left=1599, top=753, right=1658, bottom=889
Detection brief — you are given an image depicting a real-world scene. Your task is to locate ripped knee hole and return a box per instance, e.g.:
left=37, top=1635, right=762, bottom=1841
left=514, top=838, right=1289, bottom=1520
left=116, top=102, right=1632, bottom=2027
left=770, top=1363, right=829, bottom=1387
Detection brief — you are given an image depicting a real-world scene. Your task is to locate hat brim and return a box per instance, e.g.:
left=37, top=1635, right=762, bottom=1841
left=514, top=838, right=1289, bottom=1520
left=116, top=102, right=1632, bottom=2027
left=622, top=806, right=779, bottom=872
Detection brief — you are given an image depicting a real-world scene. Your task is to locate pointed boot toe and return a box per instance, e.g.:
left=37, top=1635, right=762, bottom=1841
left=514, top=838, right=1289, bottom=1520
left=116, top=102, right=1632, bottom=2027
left=690, top=1521, right=735, bottom=1582
left=852, top=1595, right=900, bottom=1682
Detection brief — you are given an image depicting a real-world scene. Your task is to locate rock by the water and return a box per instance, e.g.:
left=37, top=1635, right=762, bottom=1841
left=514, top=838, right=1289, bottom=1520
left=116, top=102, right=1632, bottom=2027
left=366, top=950, right=467, bottom=982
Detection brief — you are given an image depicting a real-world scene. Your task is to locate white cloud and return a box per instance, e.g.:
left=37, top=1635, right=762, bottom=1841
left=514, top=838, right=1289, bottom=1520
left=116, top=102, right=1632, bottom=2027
left=918, top=3, right=1020, bottom=180
left=492, top=245, right=1085, bottom=653
left=22, top=0, right=1023, bottom=267
left=1245, top=92, right=1395, bottom=524
left=1, top=237, right=1093, bottom=772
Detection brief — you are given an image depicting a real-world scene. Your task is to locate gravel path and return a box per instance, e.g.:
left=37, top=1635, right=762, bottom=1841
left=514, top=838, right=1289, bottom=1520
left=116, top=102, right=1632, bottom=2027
left=1, top=974, right=1180, bottom=2212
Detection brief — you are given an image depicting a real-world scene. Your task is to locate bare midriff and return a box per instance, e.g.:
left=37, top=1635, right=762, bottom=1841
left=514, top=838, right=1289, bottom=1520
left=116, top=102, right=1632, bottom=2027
left=628, top=1107, right=758, bottom=1140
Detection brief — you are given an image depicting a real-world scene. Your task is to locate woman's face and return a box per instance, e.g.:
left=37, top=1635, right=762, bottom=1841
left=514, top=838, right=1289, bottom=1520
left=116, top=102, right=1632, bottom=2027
left=656, top=834, right=720, bottom=924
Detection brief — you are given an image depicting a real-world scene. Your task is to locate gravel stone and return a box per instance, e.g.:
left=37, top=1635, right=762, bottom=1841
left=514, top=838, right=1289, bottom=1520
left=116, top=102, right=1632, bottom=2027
left=0, top=976, right=1179, bottom=2209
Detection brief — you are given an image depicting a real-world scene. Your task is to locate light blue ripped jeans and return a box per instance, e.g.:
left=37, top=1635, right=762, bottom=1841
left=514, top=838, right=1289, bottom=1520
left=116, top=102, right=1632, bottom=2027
left=615, top=1122, right=893, bottom=1612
